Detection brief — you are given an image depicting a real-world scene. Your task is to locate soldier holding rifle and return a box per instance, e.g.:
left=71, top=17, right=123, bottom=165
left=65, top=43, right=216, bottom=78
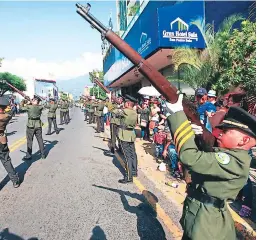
left=76, top=4, right=253, bottom=237
left=59, top=99, right=66, bottom=125
left=165, top=94, right=256, bottom=240
left=0, top=97, right=20, bottom=188
left=113, top=95, right=138, bottom=183
left=21, top=95, right=45, bottom=160
left=45, top=98, right=60, bottom=135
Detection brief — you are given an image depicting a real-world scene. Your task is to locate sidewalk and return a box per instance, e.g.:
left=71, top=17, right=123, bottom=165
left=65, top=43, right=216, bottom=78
left=103, top=124, right=256, bottom=240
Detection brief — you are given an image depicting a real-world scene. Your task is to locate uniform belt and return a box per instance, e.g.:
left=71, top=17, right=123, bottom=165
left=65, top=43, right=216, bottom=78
left=29, top=118, right=40, bottom=120
left=120, top=126, right=134, bottom=131
left=192, top=191, right=225, bottom=209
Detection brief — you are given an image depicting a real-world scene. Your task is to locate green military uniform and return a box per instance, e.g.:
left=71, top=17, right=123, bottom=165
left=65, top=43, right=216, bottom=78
left=109, top=103, right=118, bottom=153
left=21, top=96, right=45, bottom=160
left=115, top=95, right=138, bottom=183
left=95, top=100, right=105, bottom=133
left=0, top=97, right=20, bottom=187
left=59, top=100, right=65, bottom=125
left=92, top=101, right=98, bottom=124
left=63, top=101, right=69, bottom=124
left=166, top=106, right=255, bottom=240
left=84, top=100, right=89, bottom=121
left=45, top=99, right=59, bottom=135
left=87, top=101, right=95, bottom=124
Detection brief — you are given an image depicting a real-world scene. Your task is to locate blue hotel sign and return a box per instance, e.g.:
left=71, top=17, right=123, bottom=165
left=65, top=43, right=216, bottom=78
left=158, top=1, right=205, bottom=48
left=104, top=1, right=205, bottom=86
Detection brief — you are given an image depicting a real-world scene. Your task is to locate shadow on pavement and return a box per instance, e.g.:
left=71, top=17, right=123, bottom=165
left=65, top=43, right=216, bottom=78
left=89, top=226, right=107, bottom=240
left=142, top=142, right=155, bottom=158
left=6, top=131, right=17, bottom=137
left=92, top=146, right=125, bottom=176
left=0, top=228, right=38, bottom=240
left=93, top=185, right=167, bottom=240
left=0, top=140, right=58, bottom=191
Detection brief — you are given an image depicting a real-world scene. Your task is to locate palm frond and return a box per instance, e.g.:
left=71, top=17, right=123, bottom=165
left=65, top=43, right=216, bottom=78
left=171, top=48, right=202, bottom=71
left=217, top=13, right=244, bottom=34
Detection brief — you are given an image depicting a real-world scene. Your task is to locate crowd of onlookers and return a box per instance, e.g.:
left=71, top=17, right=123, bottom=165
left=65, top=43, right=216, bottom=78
left=123, top=88, right=256, bottom=221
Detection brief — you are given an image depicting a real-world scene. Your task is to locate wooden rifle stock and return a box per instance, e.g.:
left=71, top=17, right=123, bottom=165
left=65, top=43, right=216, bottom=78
left=1, top=80, right=27, bottom=99
left=76, top=3, right=215, bottom=149
left=94, top=78, right=110, bottom=94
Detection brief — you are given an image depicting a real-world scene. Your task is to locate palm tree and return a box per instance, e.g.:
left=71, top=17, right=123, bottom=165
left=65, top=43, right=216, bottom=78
left=169, top=14, right=244, bottom=90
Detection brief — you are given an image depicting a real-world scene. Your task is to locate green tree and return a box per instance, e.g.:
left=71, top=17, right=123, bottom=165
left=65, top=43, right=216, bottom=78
left=214, top=20, right=256, bottom=95
left=0, top=72, right=26, bottom=96
left=89, top=69, right=106, bottom=99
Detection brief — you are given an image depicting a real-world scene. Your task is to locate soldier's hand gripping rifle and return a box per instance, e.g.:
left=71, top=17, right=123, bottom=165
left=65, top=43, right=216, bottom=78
left=76, top=3, right=215, bottom=150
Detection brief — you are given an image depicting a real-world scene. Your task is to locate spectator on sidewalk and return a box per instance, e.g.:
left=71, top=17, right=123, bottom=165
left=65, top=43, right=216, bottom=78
left=153, top=127, right=166, bottom=163
left=137, top=102, right=150, bottom=141
left=150, top=100, right=160, bottom=134
left=163, top=132, right=178, bottom=177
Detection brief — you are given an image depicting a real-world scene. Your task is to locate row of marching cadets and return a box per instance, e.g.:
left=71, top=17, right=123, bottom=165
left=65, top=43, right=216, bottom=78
left=0, top=95, right=72, bottom=188
left=81, top=93, right=139, bottom=184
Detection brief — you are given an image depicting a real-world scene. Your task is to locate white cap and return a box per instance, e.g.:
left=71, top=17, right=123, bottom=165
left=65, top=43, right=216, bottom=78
left=208, top=90, right=216, bottom=97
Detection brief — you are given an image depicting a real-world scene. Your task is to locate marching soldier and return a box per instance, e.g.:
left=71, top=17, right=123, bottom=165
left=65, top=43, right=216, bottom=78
left=45, top=98, right=60, bottom=135
left=21, top=96, right=45, bottom=160
left=84, top=99, right=89, bottom=121
left=59, top=99, right=65, bottom=125
left=109, top=96, right=123, bottom=153
left=0, top=97, right=20, bottom=188
left=114, top=94, right=138, bottom=183
left=87, top=99, right=95, bottom=124
left=63, top=100, right=69, bottom=124
left=95, top=98, right=105, bottom=133
left=165, top=94, right=256, bottom=240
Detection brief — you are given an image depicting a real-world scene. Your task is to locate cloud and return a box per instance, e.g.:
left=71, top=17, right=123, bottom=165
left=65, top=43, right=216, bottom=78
left=0, top=52, right=103, bottom=81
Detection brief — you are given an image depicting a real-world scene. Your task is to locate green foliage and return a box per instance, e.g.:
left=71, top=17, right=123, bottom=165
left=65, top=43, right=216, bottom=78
left=0, top=72, right=26, bottom=96
left=89, top=69, right=104, bottom=83
left=214, top=20, right=256, bottom=95
left=89, top=69, right=106, bottom=98
left=90, top=87, right=106, bottom=99
left=128, top=2, right=140, bottom=16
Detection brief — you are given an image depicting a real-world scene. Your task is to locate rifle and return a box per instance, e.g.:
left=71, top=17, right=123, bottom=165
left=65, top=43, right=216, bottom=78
left=94, top=78, right=110, bottom=94
left=0, top=79, right=29, bottom=100
left=76, top=3, right=215, bottom=150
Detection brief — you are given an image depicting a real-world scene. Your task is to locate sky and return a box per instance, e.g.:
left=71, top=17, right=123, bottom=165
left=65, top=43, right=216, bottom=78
left=0, top=1, right=117, bottom=81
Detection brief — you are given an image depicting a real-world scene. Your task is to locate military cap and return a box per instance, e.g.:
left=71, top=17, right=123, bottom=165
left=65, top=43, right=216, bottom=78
left=33, top=95, right=42, bottom=102
left=49, top=98, right=55, bottom=102
left=216, top=106, right=256, bottom=138
left=125, top=94, right=137, bottom=103
left=118, top=94, right=126, bottom=102
left=0, top=97, right=9, bottom=106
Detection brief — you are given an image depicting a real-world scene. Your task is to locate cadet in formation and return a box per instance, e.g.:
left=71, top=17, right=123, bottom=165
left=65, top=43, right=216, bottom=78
left=21, top=96, right=45, bottom=160
left=165, top=94, right=256, bottom=240
left=113, top=94, right=138, bottom=183
left=95, top=98, right=105, bottom=133
left=59, top=99, right=66, bottom=125
left=109, top=96, right=123, bottom=153
left=0, top=97, right=20, bottom=188
left=45, top=98, right=60, bottom=135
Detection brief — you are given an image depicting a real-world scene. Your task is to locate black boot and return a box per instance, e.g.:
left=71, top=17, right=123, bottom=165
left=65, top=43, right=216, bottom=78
left=118, top=176, right=133, bottom=184
left=23, top=153, right=32, bottom=161
left=110, top=147, right=115, bottom=154
left=56, top=129, right=60, bottom=134
left=46, top=132, right=51, bottom=135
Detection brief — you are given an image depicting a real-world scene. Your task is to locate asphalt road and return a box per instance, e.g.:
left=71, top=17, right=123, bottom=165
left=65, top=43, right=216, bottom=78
left=0, top=108, right=179, bottom=240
